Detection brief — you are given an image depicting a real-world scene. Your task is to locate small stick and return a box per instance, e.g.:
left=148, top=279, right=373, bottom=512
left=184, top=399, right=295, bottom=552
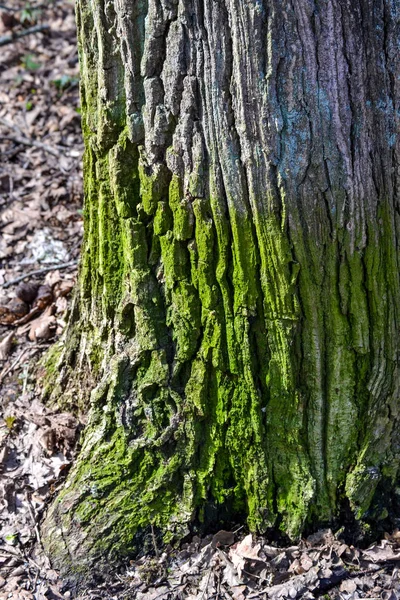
left=25, top=495, right=52, bottom=573
left=0, top=346, right=38, bottom=384
left=0, top=116, right=61, bottom=157
left=26, top=495, right=43, bottom=551
left=0, top=23, right=49, bottom=47
left=12, top=305, right=41, bottom=326
left=0, top=4, right=20, bottom=10
left=0, top=3, right=52, bottom=10
left=3, top=260, right=77, bottom=288
left=151, top=524, right=160, bottom=558
left=0, top=133, right=60, bottom=157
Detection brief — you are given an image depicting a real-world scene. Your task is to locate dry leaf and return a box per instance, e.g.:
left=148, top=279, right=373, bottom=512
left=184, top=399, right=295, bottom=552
left=45, top=269, right=62, bottom=287
left=307, top=529, right=335, bottom=547
left=233, top=534, right=261, bottom=561
left=54, top=279, right=74, bottom=298
left=340, top=579, right=357, bottom=593
left=38, top=427, right=56, bottom=455
left=229, top=534, right=261, bottom=580
left=32, top=284, right=53, bottom=310
left=0, top=332, right=14, bottom=361
left=362, top=544, right=400, bottom=563
left=212, top=530, right=235, bottom=548
left=0, top=298, right=29, bottom=324
left=15, top=282, right=39, bottom=304
left=28, top=307, right=57, bottom=341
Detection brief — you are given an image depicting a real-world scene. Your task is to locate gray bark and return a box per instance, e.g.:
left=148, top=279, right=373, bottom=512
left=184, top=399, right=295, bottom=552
left=41, top=0, right=400, bottom=585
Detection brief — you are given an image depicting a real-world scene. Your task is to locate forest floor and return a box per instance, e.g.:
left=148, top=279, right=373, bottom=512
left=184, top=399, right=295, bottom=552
left=0, top=1, right=400, bottom=599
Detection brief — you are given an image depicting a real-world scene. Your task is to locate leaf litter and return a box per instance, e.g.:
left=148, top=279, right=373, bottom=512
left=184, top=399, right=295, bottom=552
left=1, top=1, right=400, bottom=600
left=0, top=0, right=84, bottom=597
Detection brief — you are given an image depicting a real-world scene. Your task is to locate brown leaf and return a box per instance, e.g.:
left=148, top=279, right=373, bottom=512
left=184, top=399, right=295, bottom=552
left=28, top=307, right=57, bottom=341
left=212, top=530, right=235, bottom=548
left=0, top=332, right=14, bottom=361
left=231, top=585, right=247, bottom=600
left=38, top=427, right=56, bottom=455
left=288, top=559, right=305, bottom=575
left=362, top=544, right=400, bottom=563
left=45, top=270, right=62, bottom=288
left=32, top=284, right=53, bottom=310
left=1, top=12, right=19, bottom=30
left=229, top=534, right=262, bottom=581
left=15, top=282, right=40, bottom=304
left=307, top=529, right=335, bottom=547
left=0, top=298, right=29, bottom=324
left=54, top=279, right=74, bottom=298
left=232, top=534, right=261, bottom=561
left=300, top=554, right=314, bottom=572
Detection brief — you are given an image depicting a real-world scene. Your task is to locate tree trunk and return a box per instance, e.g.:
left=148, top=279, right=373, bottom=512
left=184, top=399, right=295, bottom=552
left=42, top=0, right=400, bottom=583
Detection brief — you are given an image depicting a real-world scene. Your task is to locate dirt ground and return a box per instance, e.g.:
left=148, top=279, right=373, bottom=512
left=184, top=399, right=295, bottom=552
left=1, top=2, right=400, bottom=599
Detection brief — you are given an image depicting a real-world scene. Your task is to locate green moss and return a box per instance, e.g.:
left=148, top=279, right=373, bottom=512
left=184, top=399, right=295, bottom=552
left=168, top=175, right=194, bottom=240
left=43, top=9, right=400, bottom=566
left=154, top=201, right=173, bottom=235
left=138, top=156, right=170, bottom=215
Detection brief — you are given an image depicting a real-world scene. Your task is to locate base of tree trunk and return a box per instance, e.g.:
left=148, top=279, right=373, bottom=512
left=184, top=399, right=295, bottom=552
left=40, top=0, right=400, bottom=586
left=40, top=273, right=400, bottom=585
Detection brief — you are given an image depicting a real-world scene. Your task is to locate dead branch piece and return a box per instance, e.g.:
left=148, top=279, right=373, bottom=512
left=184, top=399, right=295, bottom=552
left=0, top=3, right=49, bottom=10
left=0, top=4, right=19, bottom=11
left=0, top=346, right=39, bottom=384
left=13, top=306, right=41, bottom=326
left=0, top=134, right=60, bottom=157
left=3, top=261, right=77, bottom=289
left=0, top=116, right=61, bottom=157
left=0, top=23, right=49, bottom=47
left=26, top=495, right=52, bottom=572
left=151, top=524, right=160, bottom=558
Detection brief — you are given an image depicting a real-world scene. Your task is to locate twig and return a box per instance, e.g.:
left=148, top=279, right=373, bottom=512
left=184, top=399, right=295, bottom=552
left=26, top=495, right=43, bottom=551
left=0, top=4, right=19, bottom=10
left=0, top=346, right=39, bottom=384
left=12, top=305, right=41, bottom=326
left=3, top=260, right=77, bottom=288
left=151, top=524, right=160, bottom=559
left=0, top=133, right=60, bottom=156
left=0, top=2, right=52, bottom=10
left=199, top=569, right=213, bottom=600
left=0, top=116, right=60, bottom=156
left=0, top=116, right=26, bottom=137
left=25, top=495, right=52, bottom=572
left=0, top=23, right=49, bottom=47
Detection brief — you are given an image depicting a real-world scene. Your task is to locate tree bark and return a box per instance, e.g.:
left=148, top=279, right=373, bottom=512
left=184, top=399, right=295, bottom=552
left=42, top=0, right=400, bottom=583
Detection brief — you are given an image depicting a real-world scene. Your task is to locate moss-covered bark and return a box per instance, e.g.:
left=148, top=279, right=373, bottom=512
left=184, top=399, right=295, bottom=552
left=42, top=0, right=400, bottom=584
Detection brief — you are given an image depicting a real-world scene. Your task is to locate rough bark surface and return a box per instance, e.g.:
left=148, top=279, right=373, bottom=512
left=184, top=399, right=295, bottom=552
left=42, top=0, right=400, bottom=583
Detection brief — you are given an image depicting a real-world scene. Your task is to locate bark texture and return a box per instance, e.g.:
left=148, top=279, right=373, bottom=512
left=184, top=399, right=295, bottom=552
left=42, top=0, right=400, bottom=582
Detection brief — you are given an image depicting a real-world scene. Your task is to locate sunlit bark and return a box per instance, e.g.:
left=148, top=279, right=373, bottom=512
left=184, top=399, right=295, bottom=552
left=42, top=0, right=400, bottom=584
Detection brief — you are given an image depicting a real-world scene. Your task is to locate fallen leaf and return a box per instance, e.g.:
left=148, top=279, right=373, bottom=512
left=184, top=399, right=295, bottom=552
left=0, top=298, right=28, bottom=324
left=28, top=306, right=57, bottom=340
left=32, top=284, right=53, bottom=310
left=232, top=534, right=261, bottom=561
left=212, top=530, right=235, bottom=548
left=229, top=534, right=262, bottom=580
left=15, top=282, right=39, bottom=304
left=340, top=579, right=357, bottom=593
left=54, top=279, right=74, bottom=298
left=0, top=331, right=14, bottom=360
left=307, top=529, right=335, bottom=547
left=362, top=544, right=400, bottom=563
